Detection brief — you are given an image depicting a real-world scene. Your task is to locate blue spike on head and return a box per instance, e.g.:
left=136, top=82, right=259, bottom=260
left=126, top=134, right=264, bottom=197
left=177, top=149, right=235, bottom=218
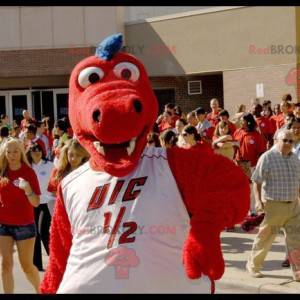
left=95, top=33, right=123, bottom=61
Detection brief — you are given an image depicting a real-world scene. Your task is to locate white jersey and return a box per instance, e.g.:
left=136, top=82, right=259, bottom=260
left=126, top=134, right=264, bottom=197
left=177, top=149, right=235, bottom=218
left=58, top=147, right=210, bottom=293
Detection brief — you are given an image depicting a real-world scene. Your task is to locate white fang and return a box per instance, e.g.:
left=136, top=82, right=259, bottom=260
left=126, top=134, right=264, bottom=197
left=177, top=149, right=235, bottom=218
left=127, top=137, right=136, bottom=156
left=93, top=141, right=105, bottom=156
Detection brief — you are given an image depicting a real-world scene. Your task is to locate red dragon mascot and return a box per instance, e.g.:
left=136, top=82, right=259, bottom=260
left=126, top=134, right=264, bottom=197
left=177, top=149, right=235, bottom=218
left=40, top=33, right=250, bottom=294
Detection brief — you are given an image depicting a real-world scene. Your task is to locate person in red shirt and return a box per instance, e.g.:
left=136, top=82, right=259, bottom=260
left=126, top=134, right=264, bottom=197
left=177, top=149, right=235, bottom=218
left=219, top=109, right=236, bottom=136
left=201, top=125, right=215, bottom=145
left=262, top=106, right=276, bottom=134
left=234, top=113, right=266, bottom=216
left=24, top=124, right=47, bottom=158
left=273, top=101, right=293, bottom=130
left=234, top=113, right=266, bottom=169
left=206, top=98, right=222, bottom=127
left=156, top=103, right=179, bottom=132
left=186, top=111, right=198, bottom=127
left=0, top=138, right=41, bottom=293
left=20, top=110, right=36, bottom=132
left=157, top=111, right=174, bottom=133
left=251, top=104, right=274, bottom=150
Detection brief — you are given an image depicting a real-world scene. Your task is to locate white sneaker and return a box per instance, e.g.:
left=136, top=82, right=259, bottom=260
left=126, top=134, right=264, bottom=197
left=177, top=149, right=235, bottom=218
left=246, top=262, right=264, bottom=278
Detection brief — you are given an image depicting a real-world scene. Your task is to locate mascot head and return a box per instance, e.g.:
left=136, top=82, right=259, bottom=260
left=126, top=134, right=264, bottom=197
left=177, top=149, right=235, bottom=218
left=69, top=33, right=158, bottom=177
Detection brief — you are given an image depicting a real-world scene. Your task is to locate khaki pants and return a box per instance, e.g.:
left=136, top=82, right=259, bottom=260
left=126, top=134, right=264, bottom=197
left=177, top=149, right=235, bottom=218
left=248, top=200, right=300, bottom=277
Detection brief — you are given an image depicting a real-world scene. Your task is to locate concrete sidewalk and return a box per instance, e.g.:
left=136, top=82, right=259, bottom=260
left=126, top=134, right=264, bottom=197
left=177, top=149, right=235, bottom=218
left=1, top=225, right=300, bottom=294
left=216, top=226, right=300, bottom=293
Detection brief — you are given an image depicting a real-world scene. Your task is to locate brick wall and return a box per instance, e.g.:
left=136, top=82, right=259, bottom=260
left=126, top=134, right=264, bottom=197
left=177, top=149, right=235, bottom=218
left=150, top=74, right=223, bottom=114
left=223, top=64, right=297, bottom=117
left=0, top=47, right=95, bottom=77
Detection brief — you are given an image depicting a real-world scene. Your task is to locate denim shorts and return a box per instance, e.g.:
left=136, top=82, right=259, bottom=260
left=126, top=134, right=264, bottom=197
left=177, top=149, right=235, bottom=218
left=0, top=223, right=37, bottom=241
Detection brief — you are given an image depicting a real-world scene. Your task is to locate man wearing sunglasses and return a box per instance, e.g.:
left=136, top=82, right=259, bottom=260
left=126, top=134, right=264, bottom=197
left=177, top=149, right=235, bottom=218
left=247, top=129, right=300, bottom=281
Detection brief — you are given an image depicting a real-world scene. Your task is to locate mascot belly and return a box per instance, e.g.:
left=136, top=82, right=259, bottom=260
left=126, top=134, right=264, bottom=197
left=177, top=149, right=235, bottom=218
left=40, top=33, right=250, bottom=294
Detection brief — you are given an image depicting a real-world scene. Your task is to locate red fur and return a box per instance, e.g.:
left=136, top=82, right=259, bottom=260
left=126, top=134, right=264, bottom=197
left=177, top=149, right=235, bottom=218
left=167, top=145, right=250, bottom=281
left=39, top=185, right=72, bottom=294
left=68, top=52, right=158, bottom=177
left=40, top=35, right=249, bottom=293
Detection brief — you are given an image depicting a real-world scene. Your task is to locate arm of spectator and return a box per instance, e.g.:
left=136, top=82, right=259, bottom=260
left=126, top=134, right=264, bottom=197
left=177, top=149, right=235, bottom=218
left=212, top=135, right=232, bottom=146
left=253, top=182, right=264, bottom=212
left=251, top=153, right=268, bottom=212
left=40, top=184, right=72, bottom=294
left=167, top=146, right=250, bottom=281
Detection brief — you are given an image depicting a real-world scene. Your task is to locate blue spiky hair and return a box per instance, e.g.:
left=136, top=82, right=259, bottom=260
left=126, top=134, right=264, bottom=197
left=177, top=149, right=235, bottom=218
left=95, top=33, right=123, bottom=61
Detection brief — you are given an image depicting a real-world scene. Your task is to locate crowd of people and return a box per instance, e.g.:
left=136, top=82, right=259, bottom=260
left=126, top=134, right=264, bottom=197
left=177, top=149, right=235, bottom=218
left=0, top=110, right=89, bottom=293
left=0, top=91, right=300, bottom=293
left=152, top=94, right=300, bottom=281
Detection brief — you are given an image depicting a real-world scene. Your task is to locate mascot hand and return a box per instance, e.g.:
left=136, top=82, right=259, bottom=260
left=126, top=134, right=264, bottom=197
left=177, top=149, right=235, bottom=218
left=183, top=225, right=225, bottom=281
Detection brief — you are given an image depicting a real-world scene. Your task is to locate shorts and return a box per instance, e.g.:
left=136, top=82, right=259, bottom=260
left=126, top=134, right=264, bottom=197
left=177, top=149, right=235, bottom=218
left=0, top=223, right=36, bottom=241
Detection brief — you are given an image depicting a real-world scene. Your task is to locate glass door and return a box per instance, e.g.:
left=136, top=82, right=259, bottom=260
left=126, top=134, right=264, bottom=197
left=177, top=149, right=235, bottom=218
left=31, top=90, right=55, bottom=123
left=0, top=92, right=8, bottom=119
left=54, top=89, right=69, bottom=120
left=8, top=91, right=31, bottom=125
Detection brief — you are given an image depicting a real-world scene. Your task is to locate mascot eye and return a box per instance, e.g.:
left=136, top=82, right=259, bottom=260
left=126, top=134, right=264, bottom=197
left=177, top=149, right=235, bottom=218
left=113, top=62, right=140, bottom=82
left=78, top=67, right=104, bottom=88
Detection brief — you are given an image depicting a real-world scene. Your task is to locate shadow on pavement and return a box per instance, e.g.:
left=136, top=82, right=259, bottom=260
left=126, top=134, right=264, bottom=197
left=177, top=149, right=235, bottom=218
left=225, top=259, right=291, bottom=273
left=221, top=236, right=286, bottom=254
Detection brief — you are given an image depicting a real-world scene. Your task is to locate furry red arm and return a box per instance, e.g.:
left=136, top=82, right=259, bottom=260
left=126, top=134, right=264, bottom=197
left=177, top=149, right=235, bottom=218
left=40, top=184, right=72, bottom=294
left=167, top=145, right=250, bottom=281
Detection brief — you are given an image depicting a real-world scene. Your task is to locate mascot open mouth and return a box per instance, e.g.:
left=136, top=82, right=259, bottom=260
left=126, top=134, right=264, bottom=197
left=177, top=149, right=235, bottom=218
left=93, top=137, right=137, bottom=156
left=81, top=124, right=149, bottom=170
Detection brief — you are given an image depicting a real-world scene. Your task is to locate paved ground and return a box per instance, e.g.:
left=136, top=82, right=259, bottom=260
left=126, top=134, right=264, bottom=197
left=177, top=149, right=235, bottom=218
left=1, top=225, right=300, bottom=294
left=216, top=226, right=300, bottom=294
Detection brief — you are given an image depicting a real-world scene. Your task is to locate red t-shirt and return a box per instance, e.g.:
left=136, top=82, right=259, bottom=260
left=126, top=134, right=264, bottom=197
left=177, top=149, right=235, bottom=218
left=228, top=121, right=237, bottom=136
left=170, top=115, right=180, bottom=128
left=206, top=111, right=220, bottom=127
left=45, top=129, right=54, bottom=150
left=271, top=113, right=285, bottom=130
left=202, top=126, right=215, bottom=140
left=267, top=116, right=277, bottom=135
left=255, top=116, right=274, bottom=146
left=0, top=163, right=41, bottom=225
left=234, top=128, right=266, bottom=167
left=158, top=120, right=173, bottom=133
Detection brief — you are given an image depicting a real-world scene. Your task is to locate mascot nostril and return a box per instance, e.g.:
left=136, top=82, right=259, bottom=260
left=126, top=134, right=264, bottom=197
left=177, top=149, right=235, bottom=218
left=40, top=32, right=250, bottom=295
left=92, top=110, right=101, bottom=123
left=133, top=100, right=142, bottom=113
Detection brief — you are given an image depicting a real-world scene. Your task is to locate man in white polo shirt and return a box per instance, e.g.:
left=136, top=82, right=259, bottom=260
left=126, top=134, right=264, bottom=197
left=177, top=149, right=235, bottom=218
left=247, top=129, right=300, bottom=281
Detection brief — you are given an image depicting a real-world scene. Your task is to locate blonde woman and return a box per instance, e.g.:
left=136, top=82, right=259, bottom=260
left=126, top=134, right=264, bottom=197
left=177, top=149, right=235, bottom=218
left=47, top=139, right=90, bottom=215
left=0, top=138, right=41, bottom=293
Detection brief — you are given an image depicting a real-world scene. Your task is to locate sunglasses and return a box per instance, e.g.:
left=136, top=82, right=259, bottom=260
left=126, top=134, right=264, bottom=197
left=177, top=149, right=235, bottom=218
left=282, top=139, right=294, bottom=144
left=182, top=132, right=189, bottom=137
left=30, top=148, right=42, bottom=152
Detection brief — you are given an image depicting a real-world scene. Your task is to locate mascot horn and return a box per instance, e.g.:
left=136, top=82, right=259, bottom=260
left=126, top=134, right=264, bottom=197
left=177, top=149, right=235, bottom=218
left=40, top=33, right=250, bottom=294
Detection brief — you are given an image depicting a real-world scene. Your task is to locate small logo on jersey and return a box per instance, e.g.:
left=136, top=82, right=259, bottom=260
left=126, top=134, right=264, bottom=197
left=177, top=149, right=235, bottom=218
left=13, top=179, right=20, bottom=187
left=249, top=139, right=255, bottom=145
left=39, top=171, right=47, bottom=176
left=105, top=245, right=140, bottom=279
